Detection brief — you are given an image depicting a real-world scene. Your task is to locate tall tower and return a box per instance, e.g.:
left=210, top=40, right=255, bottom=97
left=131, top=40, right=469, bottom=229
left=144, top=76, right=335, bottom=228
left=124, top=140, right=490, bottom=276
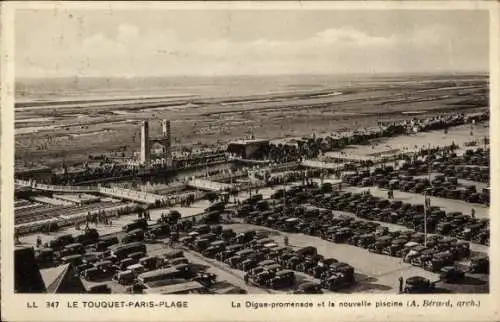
left=140, top=120, right=150, bottom=167
left=162, top=119, right=173, bottom=167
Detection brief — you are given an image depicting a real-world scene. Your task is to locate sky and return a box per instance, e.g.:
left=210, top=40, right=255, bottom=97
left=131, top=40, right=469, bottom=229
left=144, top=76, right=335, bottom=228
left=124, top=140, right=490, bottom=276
left=15, top=9, right=489, bottom=78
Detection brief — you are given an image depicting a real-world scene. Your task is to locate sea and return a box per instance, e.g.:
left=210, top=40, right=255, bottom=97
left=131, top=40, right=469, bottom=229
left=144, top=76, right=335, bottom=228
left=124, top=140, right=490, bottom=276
left=15, top=73, right=486, bottom=104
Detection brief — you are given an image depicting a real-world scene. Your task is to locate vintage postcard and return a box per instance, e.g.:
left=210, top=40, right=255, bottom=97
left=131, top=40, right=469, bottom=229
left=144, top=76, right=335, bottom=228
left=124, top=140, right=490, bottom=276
left=1, top=1, right=499, bottom=321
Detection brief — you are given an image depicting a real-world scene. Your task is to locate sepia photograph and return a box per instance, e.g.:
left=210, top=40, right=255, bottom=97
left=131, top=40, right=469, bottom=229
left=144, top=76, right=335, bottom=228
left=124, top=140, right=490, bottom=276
left=11, top=6, right=492, bottom=297
left=3, top=3, right=497, bottom=318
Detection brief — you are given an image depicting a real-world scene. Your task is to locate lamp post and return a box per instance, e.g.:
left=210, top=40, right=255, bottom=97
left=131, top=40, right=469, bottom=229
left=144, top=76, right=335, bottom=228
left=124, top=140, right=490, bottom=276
left=427, top=143, right=431, bottom=181
left=282, top=160, right=288, bottom=217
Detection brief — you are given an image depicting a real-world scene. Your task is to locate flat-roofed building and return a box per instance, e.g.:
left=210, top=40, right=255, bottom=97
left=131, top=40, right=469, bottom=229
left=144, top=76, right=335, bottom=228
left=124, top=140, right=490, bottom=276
left=227, top=139, right=270, bottom=160
left=15, top=165, right=52, bottom=183
left=143, top=280, right=206, bottom=294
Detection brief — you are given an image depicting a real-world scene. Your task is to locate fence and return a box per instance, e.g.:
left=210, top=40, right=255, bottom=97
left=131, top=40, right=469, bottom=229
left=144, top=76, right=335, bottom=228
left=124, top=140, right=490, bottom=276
left=97, top=186, right=167, bottom=204
left=15, top=179, right=98, bottom=193
left=187, top=179, right=234, bottom=192
left=14, top=203, right=136, bottom=235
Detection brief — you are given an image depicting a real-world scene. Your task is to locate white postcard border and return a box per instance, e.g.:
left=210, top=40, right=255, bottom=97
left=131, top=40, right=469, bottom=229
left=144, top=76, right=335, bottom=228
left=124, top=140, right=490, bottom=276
left=1, top=1, right=499, bottom=321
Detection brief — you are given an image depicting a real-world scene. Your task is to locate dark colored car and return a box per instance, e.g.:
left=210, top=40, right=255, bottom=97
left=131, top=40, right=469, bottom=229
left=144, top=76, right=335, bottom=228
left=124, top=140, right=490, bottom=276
left=439, top=266, right=465, bottom=283
left=404, top=276, right=435, bottom=293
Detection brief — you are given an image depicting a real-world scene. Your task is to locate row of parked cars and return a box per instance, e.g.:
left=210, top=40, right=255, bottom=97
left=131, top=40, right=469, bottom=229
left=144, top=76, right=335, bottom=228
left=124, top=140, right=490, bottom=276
left=235, top=185, right=489, bottom=278
left=181, top=225, right=298, bottom=290
left=33, top=212, right=229, bottom=294
left=435, top=148, right=489, bottom=167
left=343, top=165, right=489, bottom=206
left=431, top=148, right=489, bottom=184
left=398, top=148, right=489, bottom=183
left=399, top=147, right=489, bottom=168
left=240, top=185, right=489, bottom=246
left=432, top=164, right=489, bottom=184
left=179, top=223, right=356, bottom=292
left=124, top=250, right=220, bottom=294
left=319, top=189, right=490, bottom=246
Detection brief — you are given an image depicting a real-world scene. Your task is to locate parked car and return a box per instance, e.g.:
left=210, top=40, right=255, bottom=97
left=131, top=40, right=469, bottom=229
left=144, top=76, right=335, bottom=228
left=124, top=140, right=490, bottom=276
left=293, top=282, right=323, bottom=294
left=404, top=276, right=435, bottom=293
left=469, top=256, right=489, bottom=274
left=439, top=266, right=465, bottom=283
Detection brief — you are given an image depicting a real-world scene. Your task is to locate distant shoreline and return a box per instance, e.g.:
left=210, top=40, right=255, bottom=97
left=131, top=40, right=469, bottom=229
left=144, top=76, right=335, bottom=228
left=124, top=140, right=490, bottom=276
left=15, top=71, right=488, bottom=81
left=14, top=73, right=488, bottom=107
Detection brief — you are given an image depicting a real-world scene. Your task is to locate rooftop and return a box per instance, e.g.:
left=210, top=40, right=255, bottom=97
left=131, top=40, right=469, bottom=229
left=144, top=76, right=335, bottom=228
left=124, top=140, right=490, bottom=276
left=229, top=139, right=270, bottom=145
left=15, top=165, right=52, bottom=174
left=40, top=264, right=69, bottom=293
left=143, top=280, right=205, bottom=294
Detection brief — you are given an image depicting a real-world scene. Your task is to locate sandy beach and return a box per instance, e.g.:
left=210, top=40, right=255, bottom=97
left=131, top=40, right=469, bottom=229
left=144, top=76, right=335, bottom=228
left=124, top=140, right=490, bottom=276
left=15, top=74, right=487, bottom=167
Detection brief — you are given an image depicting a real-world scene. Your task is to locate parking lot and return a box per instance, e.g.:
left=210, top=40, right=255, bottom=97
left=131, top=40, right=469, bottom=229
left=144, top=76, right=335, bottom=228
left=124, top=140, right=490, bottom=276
left=344, top=186, right=489, bottom=219
left=78, top=221, right=444, bottom=294
left=225, top=223, right=439, bottom=293
left=20, top=170, right=489, bottom=295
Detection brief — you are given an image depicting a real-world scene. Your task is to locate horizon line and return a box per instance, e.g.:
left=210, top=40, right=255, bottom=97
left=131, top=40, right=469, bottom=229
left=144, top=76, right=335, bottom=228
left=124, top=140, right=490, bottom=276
left=16, top=70, right=489, bottom=81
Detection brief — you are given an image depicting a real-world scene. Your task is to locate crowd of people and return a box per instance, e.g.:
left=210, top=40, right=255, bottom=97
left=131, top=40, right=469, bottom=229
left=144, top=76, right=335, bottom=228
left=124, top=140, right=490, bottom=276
left=263, top=111, right=488, bottom=165
left=35, top=110, right=488, bottom=188
left=48, top=150, right=229, bottom=185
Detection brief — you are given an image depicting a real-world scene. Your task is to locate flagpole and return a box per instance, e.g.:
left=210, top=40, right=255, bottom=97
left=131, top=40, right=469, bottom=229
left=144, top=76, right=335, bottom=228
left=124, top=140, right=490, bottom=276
left=283, top=158, right=288, bottom=215
left=427, top=143, right=431, bottom=181
left=424, top=192, right=428, bottom=247
left=425, top=143, right=430, bottom=248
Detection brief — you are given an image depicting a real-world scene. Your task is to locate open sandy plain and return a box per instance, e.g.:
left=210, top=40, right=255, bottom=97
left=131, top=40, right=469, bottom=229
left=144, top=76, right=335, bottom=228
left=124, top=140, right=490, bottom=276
left=15, top=75, right=488, bottom=167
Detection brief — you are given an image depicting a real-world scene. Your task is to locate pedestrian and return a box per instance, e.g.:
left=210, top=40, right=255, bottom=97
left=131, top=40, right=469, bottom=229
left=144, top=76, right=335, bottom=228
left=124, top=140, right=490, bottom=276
left=244, top=273, right=249, bottom=285
left=284, top=235, right=289, bottom=246
left=161, top=235, right=169, bottom=246
left=398, top=277, right=404, bottom=293
left=36, top=235, right=42, bottom=248
left=471, top=208, right=476, bottom=219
